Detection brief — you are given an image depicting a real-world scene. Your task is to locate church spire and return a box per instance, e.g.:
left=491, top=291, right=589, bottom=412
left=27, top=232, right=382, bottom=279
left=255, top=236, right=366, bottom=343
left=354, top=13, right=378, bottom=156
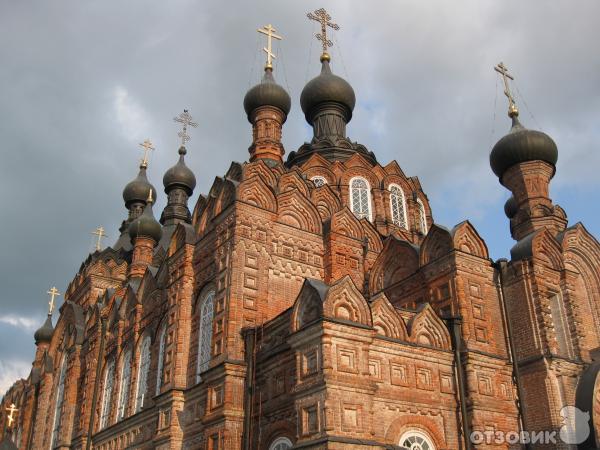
left=160, top=110, right=197, bottom=228
left=114, top=140, right=157, bottom=251
left=489, top=62, right=565, bottom=240
left=243, top=24, right=291, bottom=166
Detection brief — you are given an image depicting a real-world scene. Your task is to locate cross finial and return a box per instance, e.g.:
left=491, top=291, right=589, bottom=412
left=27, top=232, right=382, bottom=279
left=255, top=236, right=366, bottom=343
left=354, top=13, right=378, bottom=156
left=173, top=110, right=198, bottom=147
left=138, top=139, right=155, bottom=168
left=494, top=62, right=519, bottom=118
left=257, top=24, right=283, bottom=71
left=92, top=226, right=107, bottom=251
left=307, top=8, right=339, bottom=62
left=47, top=287, right=61, bottom=315
left=5, top=403, right=18, bottom=428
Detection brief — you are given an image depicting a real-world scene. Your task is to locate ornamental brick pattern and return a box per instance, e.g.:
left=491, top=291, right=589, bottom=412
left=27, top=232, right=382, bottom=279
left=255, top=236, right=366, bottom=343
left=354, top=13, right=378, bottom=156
left=2, top=70, right=600, bottom=450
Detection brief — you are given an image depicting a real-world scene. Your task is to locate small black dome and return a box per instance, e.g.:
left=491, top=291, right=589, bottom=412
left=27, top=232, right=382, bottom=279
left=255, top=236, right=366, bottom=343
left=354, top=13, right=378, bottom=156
left=163, top=147, right=196, bottom=194
left=34, top=315, right=54, bottom=345
left=123, top=166, right=156, bottom=207
left=490, top=116, right=558, bottom=179
left=504, top=196, right=518, bottom=219
left=129, top=196, right=162, bottom=243
left=300, top=59, right=355, bottom=123
left=244, top=69, right=291, bottom=120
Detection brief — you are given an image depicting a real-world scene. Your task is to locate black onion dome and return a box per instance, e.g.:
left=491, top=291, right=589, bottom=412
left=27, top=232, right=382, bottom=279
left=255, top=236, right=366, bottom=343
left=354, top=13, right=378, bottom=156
left=490, top=116, right=558, bottom=179
left=300, top=59, right=356, bottom=123
left=504, top=195, right=518, bottom=219
left=129, top=195, right=162, bottom=243
left=163, top=146, right=196, bottom=194
left=123, top=165, right=156, bottom=207
left=34, top=315, right=54, bottom=345
left=243, top=69, right=291, bottom=120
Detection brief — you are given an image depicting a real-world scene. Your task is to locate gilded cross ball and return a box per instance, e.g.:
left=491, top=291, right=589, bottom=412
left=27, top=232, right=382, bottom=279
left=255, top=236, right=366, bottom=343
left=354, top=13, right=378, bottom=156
left=307, top=7, right=339, bottom=60
left=494, top=62, right=519, bottom=117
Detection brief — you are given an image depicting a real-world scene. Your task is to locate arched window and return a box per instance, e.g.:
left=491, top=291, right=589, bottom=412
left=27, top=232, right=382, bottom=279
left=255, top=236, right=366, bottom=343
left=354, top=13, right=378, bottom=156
left=196, top=291, right=215, bottom=382
left=155, top=325, right=167, bottom=396
left=399, top=430, right=436, bottom=450
left=100, top=358, right=115, bottom=429
left=117, top=349, right=132, bottom=420
left=49, top=356, right=67, bottom=449
left=417, top=199, right=428, bottom=234
left=389, top=184, right=407, bottom=228
left=349, top=177, right=372, bottom=221
left=311, top=176, right=327, bottom=187
left=269, top=436, right=293, bottom=450
left=135, top=335, right=151, bottom=413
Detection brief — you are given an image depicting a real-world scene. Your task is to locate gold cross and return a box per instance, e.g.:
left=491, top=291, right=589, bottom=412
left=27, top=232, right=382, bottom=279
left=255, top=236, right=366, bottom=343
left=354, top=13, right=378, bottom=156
left=138, top=139, right=155, bottom=167
left=6, top=403, right=18, bottom=427
left=257, top=24, right=283, bottom=70
left=173, top=110, right=198, bottom=147
left=92, top=226, right=107, bottom=251
left=494, top=62, right=519, bottom=117
left=47, top=286, right=61, bottom=315
left=307, top=8, right=339, bottom=60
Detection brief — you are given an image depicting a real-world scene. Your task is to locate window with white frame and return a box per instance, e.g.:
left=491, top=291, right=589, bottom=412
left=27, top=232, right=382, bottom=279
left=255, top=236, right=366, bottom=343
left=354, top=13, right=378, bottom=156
left=196, top=291, right=215, bottom=382
left=135, top=335, right=151, bottom=413
left=389, top=184, right=408, bottom=228
left=155, top=325, right=166, bottom=396
left=399, top=430, right=435, bottom=450
left=49, top=356, right=67, bottom=449
left=117, top=349, right=132, bottom=420
left=100, top=358, right=115, bottom=430
left=417, top=199, right=428, bottom=234
left=349, top=177, right=372, bottom=220
left=311, top=176, right=327, bottom=187
left=269, top=436, right=293, bottom=450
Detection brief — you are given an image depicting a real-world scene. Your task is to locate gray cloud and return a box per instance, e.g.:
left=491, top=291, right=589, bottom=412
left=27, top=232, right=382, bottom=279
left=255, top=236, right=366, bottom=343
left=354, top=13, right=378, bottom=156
left=1, top=0, right=599, bottom=393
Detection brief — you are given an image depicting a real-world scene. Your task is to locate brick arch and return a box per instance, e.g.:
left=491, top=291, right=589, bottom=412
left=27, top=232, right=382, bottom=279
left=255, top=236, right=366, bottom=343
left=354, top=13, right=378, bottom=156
left=330, top=208, right=364, bottom=240
left=261, top=422, right=296, bottom=450
left=323, top=276, right=372, bottom=327
left=384, top=415, right=445, bottom=448
left=451, top=221, right=489, bottom=259
left=278, top=170, right=310, bottom=197
left=277, top=189, right=322, bottom=234
left=311, top=184, right=342, bottom=221
left=213, top=178, right=237, bottom=217
left=532, top=228, right=564, bottom=270
left=243, top=160, right=278, bottom=187
left=407, top=304, right=451, bottom=350
left=420, top=224, right=453, bottom=266
left=191, top=194, right=207, bottom=233
left=369, top=236, right=420, bottom=294
left=371, top=293, right=408, bottom=340
left=238, top=175, right=277, bottom=212
left=360, top=218, right=383, bottom=253
left=339, top=166, right=380, bottom=191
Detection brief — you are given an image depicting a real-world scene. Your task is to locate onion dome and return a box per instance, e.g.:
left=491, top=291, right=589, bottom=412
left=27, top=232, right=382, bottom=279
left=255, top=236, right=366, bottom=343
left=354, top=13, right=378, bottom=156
left=490, top=114, right=558, bottom=179
left=504, top=195, right=518, bottom=219
left=123, top=165, right=156, bottom=207
left=163, top=146, right=196, bottom=194
left=34, top=315, right=54, bottom=345
left=243, top=68, right=291, bottom=120
left=129, top=190, right=162, bottom=243
left=300, top=57, right=356, bottom=123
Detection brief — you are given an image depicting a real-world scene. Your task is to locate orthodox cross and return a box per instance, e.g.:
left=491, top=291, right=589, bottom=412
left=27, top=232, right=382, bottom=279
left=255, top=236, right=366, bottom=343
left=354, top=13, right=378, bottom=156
left=47, top=286, right=61, bottom=315
left=138, top=139, right=155, bottom=167
left=92, top=226, right=107, bottom=251
left=494, top=62, right=519, bottom=116
left=5, top=403, right=18, bottom=428
left=173, top=110, right=198, bottom=147
left=257, top=24, right=283, bottom=70
left=307, top=8, right=339, bottom=58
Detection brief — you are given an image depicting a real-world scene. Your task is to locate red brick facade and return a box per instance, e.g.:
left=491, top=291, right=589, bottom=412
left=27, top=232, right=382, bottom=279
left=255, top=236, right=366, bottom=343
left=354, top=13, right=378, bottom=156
left=2, top=55, right=600, bottom=450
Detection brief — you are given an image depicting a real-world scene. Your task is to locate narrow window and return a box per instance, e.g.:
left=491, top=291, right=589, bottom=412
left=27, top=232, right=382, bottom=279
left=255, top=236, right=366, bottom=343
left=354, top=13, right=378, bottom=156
left=197, top=291, right=215, bottom=382
left=311, top=176, right=327, bottom=187
left=350, top=177, right=371, bottom=221
left=417, top=198, right=428, bottom=234
left=155, top=325, right=166, bottom=396
left=135, top=335, right=151, bottom=412
left=549, top=293, right=573, bottom=358
left=50, top=356, right=67, bottom=448
left=389, top=184, right=407, bottom=228
left=117, top=349, right=132, bottom=420
left=100, top=358, right=115, bottom=429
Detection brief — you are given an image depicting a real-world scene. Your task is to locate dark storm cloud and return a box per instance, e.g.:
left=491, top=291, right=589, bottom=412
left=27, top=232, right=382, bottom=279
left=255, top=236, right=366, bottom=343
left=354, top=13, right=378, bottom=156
left=1, top=0, right=599, bottom=393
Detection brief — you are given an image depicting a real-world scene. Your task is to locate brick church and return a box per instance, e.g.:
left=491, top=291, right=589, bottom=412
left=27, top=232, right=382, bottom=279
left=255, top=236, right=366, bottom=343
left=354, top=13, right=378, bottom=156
left=2, top=12, right=600, bottom=450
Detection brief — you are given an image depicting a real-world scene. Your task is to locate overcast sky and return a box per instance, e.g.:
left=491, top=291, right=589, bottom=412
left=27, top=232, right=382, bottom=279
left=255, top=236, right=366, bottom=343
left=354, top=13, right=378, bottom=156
left=1, top=0, right=599, bottom=396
